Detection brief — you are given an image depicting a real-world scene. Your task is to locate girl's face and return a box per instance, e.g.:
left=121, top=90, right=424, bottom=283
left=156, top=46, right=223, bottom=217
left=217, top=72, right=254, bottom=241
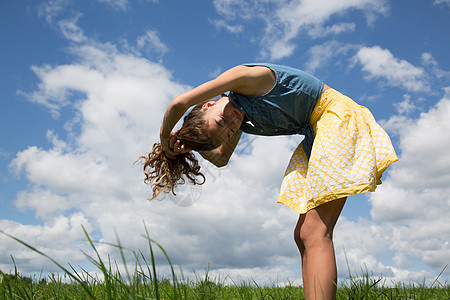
left=202, top=96, right=245, bottom=147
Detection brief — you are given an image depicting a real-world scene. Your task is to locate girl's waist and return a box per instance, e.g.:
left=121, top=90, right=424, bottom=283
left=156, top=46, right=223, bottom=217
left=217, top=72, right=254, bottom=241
left=310, top=86, right=342, bottom=124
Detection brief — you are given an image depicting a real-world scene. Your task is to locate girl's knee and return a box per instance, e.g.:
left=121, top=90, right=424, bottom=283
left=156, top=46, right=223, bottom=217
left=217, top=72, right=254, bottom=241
left=294, top=224, right=303, bottom=250
left=297, top=220, right=333, bottom=249
left=293, top=214, right=306, bottom=251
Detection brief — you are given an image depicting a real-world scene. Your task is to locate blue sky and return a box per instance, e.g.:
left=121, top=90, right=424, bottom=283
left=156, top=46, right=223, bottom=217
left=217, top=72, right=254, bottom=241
left=1, top=0, right=449, bottom=285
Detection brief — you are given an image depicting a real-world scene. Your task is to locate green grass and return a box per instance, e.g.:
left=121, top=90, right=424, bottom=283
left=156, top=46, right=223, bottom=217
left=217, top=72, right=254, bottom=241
left=1, top=225, right=449, bottom=300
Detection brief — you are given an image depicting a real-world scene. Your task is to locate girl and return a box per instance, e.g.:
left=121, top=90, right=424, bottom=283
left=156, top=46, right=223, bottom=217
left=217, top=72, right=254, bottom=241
left=141, top=63, right=398, bottom=300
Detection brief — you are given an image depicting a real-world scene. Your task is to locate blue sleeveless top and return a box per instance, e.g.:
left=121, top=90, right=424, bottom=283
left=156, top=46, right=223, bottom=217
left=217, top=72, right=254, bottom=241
left=228, top=63, right=324, bottom=159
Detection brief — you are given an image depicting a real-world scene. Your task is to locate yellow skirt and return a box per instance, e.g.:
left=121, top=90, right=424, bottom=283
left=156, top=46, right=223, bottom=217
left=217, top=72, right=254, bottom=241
left=277, top=88, right=398, bottom=214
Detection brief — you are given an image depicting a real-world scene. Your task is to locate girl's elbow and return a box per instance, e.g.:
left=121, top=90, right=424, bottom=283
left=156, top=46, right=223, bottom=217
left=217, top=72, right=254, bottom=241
left=171, top=96, right=189, bottom=110
left=211, top=155, right=229, bottom=168
left=215, top=160, right=228, bottom=168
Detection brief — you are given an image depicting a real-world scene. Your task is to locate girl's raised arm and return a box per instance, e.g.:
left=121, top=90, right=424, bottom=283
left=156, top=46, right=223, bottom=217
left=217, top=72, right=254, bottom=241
left=160, top=65, right=275, bottom=156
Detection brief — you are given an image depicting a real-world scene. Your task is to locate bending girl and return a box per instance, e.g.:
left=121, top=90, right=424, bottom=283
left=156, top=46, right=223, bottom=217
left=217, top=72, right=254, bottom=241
left=141, top=63, right=398, bottom=300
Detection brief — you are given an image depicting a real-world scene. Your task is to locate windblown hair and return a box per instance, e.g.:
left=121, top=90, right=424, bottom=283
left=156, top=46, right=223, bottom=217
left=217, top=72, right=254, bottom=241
left=140, top=102, right=217, bottom=200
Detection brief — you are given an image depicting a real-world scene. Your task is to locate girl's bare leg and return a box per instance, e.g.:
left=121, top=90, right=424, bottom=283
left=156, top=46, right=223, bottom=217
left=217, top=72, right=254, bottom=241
left=294, top=214, right=308, bottom=295
left=294, top=197, right=346, bottom=300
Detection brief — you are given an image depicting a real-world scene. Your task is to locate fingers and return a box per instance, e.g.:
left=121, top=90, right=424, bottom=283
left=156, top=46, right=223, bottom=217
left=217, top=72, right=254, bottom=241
left=160, top=135, right=178, bottom=159
left=178, top=143, right=192, bottom=153
left=162, top=130, right=191, bottom=158
left=169, top=133, right=181, bottom=153
left=172, top=139, right=191, bottom=153
left=168, top=129, right=179, bottom=150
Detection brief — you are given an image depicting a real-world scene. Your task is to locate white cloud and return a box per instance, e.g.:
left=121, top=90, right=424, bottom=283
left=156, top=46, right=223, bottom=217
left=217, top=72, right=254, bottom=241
left=305, top=40, right=357, bottom=74
left=335, top=218, right=437, bottom=283
left=15, top=188, right=71, bottom=220
left=264, top=40, right=297, bottom=61
left=37, top=0, right=70, bottom=23
left=58, top=13, right=87, bottom=43
left=136, top=29, right=169, bottom=57
left=208, top=67, right=223, bottom=79
left=394, top=94, right=418, bottom=116
left=367, top=88, right=450, bottom=277
left=96, top=0, right=130, bottom=11
left=421, top=52, right=438, bottom=67
left=273, top=0, right=384, bottom=39
left=212, top=0, right=388, bottom=60
left=94, top=0, right=159, bottom=11
left=421, top=52, right=450, bottom=80
left=0, top=214, right=92, bottom=274
left=353, top=46, right=428, bottom=92
left=212, top=0, right=262, bottom=20
left=209, top=0, right=261, bottom=37
left=210, top=19, right=244, bottom=33
left=308, top=22, right=356, bottom=38
left=434, top=0, right=450, bottom=8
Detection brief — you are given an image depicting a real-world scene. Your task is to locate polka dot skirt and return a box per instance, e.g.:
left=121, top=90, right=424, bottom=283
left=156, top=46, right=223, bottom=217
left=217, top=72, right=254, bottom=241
left=277, top=88, right=398, bottom=214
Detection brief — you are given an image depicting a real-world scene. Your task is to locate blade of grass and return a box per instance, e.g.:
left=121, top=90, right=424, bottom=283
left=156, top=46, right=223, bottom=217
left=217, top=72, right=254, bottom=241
left=142, top=222, right=160, bottom=300
left=430, top=264, right=447, bottom=288
left=114, top=229, right=133, bottom=286
left=10, top=255, right=33, bottom=300
left=80, top=225, right=114, bottom=300
left=137, top=250, right=156, bottom=299
left=4, top=255, right=32, bottom=300
left=0, top=269, right=14, bottom=299
left=0, top=229, right=95, bottom=299
left=69, top=263, right=94, bottom=285
left=142, top=221, right=180, bottom=299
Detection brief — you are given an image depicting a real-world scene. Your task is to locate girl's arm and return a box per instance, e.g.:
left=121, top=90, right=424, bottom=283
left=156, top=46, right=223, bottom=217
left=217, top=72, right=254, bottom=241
left=160, top=65, right=276, bottom=155
left=199, top=130, right=242, bottom=167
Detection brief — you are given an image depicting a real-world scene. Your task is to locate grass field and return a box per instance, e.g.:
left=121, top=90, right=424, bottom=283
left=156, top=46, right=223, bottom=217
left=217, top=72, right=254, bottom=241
left=1, top=227, right=448, bottom=299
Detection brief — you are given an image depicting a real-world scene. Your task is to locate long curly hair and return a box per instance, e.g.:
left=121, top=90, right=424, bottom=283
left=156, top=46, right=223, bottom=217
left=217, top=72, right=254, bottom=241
left=140, top=102, right=217, bottom=200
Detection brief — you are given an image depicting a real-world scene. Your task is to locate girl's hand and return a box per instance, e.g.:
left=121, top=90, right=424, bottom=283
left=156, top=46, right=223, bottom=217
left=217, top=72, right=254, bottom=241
left=170, top=130, right=192, bottom=154
left=161, top=130, right=192, bottom=158
left=160, top=132, right=178, bottom=159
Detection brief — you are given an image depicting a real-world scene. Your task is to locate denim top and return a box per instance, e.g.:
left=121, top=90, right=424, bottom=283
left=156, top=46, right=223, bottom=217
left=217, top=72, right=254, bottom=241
left=228, top=63, right=324, bottom=159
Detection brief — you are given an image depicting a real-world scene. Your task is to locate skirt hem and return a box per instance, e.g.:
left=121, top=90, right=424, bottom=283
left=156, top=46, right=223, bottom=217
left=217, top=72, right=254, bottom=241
left=277, top=181, right=377, bottom=214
